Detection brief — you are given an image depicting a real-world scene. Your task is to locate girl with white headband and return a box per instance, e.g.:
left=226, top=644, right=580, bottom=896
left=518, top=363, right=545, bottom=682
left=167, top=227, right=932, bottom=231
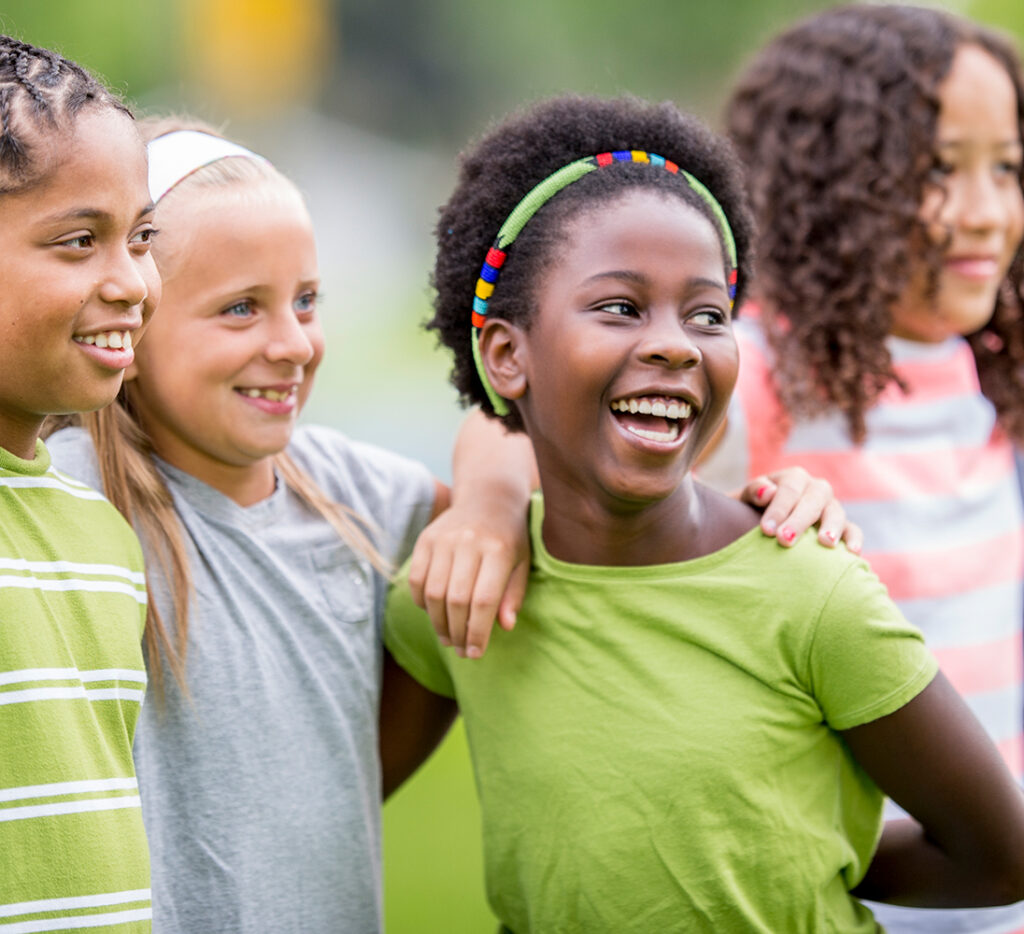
left=44, top=118, right=853, bottom=931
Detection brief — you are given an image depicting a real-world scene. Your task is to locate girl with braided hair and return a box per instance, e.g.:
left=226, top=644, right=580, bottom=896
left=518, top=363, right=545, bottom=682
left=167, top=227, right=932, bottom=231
left=0, top=35, right=159, bottom=931
left=384, top=93, right=1024, bottom=932
left=699, top=8, right=1024, bottom=931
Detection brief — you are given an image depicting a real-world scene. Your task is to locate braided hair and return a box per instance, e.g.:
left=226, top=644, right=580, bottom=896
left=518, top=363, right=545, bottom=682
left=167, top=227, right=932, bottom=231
left=0, top=35, right=130, bottom=194
left=726, top=5, right=1024, bottom=444
left=429, top=94, right=753, bottom=431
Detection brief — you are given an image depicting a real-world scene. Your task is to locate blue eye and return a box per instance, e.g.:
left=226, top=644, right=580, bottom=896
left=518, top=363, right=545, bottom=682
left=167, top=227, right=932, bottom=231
left=223, top=301, right=254, bottom=318
left=294, top=291, right=319, bottom=313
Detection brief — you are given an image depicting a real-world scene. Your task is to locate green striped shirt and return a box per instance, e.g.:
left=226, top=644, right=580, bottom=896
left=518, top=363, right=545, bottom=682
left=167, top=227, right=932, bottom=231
left=0, top=440, right=151, bottom=932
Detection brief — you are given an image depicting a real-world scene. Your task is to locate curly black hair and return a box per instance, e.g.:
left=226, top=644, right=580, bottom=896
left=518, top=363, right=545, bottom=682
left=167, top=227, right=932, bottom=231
left=429, top=94, right=754, bottom=430
left=0, top=35, right=131, bottom=195
left=726, top=4, right=1024, bottom=444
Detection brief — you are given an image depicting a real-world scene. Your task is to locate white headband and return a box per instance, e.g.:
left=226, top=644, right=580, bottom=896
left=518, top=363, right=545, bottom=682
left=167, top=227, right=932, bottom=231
left=147, top=130, right=269, bottom=203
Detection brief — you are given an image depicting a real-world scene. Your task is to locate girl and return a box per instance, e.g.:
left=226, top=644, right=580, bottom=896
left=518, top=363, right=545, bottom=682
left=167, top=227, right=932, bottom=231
left=701, top=7, right=1024, bottom=931
left=0, top=37, right=158, bottom=931
left=44, top=119, right=846, bottom=931
left=383, top=94, right=1024, bottom=933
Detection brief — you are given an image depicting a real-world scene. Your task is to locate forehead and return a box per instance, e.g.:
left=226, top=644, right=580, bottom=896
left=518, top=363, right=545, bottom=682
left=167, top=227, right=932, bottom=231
left=550, top=190, right=727, bottom=282
left=1, top=107, right=146, bottom=212
left=937, top=44, right=1019, bottom=140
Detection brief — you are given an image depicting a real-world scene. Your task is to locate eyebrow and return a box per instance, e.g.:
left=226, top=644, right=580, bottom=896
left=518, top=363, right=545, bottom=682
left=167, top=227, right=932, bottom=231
left=583, top=270, right=727, bottom=291
left=43, top=203, right=157, bottom=225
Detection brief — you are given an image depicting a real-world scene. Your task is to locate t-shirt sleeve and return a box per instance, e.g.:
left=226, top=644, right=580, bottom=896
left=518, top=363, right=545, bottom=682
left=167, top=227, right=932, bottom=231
left=807, top=560, right=938, bottom=731
left=384, top=560, right=456, bottom=699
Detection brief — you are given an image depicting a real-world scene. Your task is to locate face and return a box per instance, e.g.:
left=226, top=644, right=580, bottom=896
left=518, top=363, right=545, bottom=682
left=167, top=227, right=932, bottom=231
left=891, top=43, right=1024, bottom=343
left=0, top=108, right=159, bottom=458
left=127, top=182, right=323, bottom=498
left=498, top=189, right=736, bottom=512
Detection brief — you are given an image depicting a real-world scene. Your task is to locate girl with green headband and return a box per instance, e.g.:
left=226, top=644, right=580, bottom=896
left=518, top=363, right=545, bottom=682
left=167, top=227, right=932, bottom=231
left=384, top=94, right=1024, bottom=932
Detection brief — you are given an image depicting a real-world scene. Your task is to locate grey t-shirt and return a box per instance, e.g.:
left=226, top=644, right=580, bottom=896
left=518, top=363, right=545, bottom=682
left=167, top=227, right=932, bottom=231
left=48, top=425, right=436, bottom=934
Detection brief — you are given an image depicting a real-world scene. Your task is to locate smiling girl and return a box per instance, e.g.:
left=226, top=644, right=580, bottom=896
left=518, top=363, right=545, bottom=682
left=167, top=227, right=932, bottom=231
left=384, top=94, right=1024, bottom=932
left=0, top=36, right=158, bottom=932
left=701, top=9, right=1024, bottom=930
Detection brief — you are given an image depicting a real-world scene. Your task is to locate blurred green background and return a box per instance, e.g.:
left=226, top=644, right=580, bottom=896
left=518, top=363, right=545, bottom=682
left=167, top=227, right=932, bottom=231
left=3, top=0, right=1021, bottom=929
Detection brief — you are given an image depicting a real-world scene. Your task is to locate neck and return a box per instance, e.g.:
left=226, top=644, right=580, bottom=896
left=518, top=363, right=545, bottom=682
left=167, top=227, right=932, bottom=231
left=154, top=447, right=277, bottom=507
left=539, top=475, right=708, bottom=566
left=0, top=412, right=44, bottom=461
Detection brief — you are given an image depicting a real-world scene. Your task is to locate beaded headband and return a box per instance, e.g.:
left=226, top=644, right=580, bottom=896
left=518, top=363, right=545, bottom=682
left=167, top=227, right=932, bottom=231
left=147, top=130, right=270, bottom=203
left=470, top=150, right=739, bottom=415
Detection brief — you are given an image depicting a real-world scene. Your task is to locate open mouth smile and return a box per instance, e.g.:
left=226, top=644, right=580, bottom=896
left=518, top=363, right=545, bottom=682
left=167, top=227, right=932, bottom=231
left=73, top=329, right=133, bottom=351
left=609, top=394, right=695, bottom=443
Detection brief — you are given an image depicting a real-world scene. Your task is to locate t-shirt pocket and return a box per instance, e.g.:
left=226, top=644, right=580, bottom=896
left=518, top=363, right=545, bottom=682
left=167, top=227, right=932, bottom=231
left=310, top=543, right=374, bottom=626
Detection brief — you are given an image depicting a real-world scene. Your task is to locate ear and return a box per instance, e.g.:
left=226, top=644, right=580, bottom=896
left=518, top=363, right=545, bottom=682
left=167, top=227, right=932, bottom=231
left=479, top=318, right=528, bottom=402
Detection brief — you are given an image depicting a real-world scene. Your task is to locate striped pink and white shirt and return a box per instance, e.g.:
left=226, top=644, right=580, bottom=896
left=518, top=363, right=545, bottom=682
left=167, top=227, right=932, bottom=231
left=701, top=314, right=1024, bottom=933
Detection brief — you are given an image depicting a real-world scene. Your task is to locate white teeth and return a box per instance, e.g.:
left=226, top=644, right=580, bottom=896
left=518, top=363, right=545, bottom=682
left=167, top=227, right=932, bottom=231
left=610, top=397, right=693, bottom=419
left=625, top=423, right=682, bottom=443
left=74, top=330, right=132, bottom=350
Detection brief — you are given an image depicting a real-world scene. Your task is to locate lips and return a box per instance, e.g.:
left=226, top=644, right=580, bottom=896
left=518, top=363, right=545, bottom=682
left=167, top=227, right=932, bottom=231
left=944, top=254, right=1000, bottom=281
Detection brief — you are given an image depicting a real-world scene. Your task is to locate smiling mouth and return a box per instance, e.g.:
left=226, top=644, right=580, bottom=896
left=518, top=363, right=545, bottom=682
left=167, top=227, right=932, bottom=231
left=73, top=329, right=133, bottom=350
left=236, top=386, right=298, bottom=403
left=610, top=395, right=693, bottom=443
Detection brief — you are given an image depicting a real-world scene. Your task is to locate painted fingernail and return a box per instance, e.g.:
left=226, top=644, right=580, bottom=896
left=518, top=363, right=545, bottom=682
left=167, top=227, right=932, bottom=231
left=756, top=485, right=769, bottom=500
left=466, top=646, right=482, bottom=660
left=779, top=526, right=796, bottom=544
left=822, top=530, right=837, bottom=545
left=762, top=519, right=777, bottom=535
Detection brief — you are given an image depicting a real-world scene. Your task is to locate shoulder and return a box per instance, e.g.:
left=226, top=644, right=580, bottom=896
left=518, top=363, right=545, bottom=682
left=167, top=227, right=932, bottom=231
left=289, top=424, right=434, bottom=498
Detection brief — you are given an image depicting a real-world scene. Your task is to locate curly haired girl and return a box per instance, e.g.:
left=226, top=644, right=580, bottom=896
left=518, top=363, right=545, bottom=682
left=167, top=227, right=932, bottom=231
left=700, top=8, right=1024, bottom=932
left=384, top=93, right=1024, bottom=932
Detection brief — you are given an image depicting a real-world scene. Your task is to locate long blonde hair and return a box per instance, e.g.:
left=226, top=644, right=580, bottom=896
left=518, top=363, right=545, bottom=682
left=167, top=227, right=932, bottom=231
left=50, top=118, right=388, bottom=699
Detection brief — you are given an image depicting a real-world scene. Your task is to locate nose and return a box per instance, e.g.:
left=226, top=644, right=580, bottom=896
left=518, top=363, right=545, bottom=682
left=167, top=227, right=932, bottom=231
left=956, top=169, right=1013, bottom=233
left=638, top=315, right=701, bottom=369
left=264, top=307, right=316, bottom=366
left=97, top=245, right=150, bottom=310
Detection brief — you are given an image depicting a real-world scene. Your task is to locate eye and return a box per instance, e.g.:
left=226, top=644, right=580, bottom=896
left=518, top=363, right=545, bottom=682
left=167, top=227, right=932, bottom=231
left=222, top=300, right=255, bottom=319
left=688, top=308, right=727, bottom=327
left=294, top=290, right=319, bottom=315
left=928, top=158, right=956, bottom=181
left=129, top=226, right=159, bottom=248
left=57, top=233, right=94, bottom=250
left=597, top=299, right=639, bottom=318
left=995, top=158, right=1023, bottom=178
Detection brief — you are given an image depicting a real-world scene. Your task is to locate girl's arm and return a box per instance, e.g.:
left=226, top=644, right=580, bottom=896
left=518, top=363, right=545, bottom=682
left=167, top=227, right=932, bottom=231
left=411, top=410, right=862, bottom=658
left=379, top=650, right=457, bottom=798
left=844, top=672, right=1024, bottom=907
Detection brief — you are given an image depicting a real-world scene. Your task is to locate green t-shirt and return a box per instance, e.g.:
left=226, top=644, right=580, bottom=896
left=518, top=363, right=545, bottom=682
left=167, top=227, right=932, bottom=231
left=0, top=441, right=151, bottom=931
left=385, top=495, right=938, bottom=933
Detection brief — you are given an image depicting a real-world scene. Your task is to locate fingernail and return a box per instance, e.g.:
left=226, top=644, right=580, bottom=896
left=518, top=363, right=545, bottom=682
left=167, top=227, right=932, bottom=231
left=762, top=519, right=777, bottom=535
left=466, top=646, right=482, bottom=660
left=779, top=526, right=796, bottom=544
left=822, top=530, right=837, bottom=545
left=455, top=647, right=467, bottom=659
left=756, top=485, right=769, bottom=500
left=438, top=636, right=451, bottom=647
